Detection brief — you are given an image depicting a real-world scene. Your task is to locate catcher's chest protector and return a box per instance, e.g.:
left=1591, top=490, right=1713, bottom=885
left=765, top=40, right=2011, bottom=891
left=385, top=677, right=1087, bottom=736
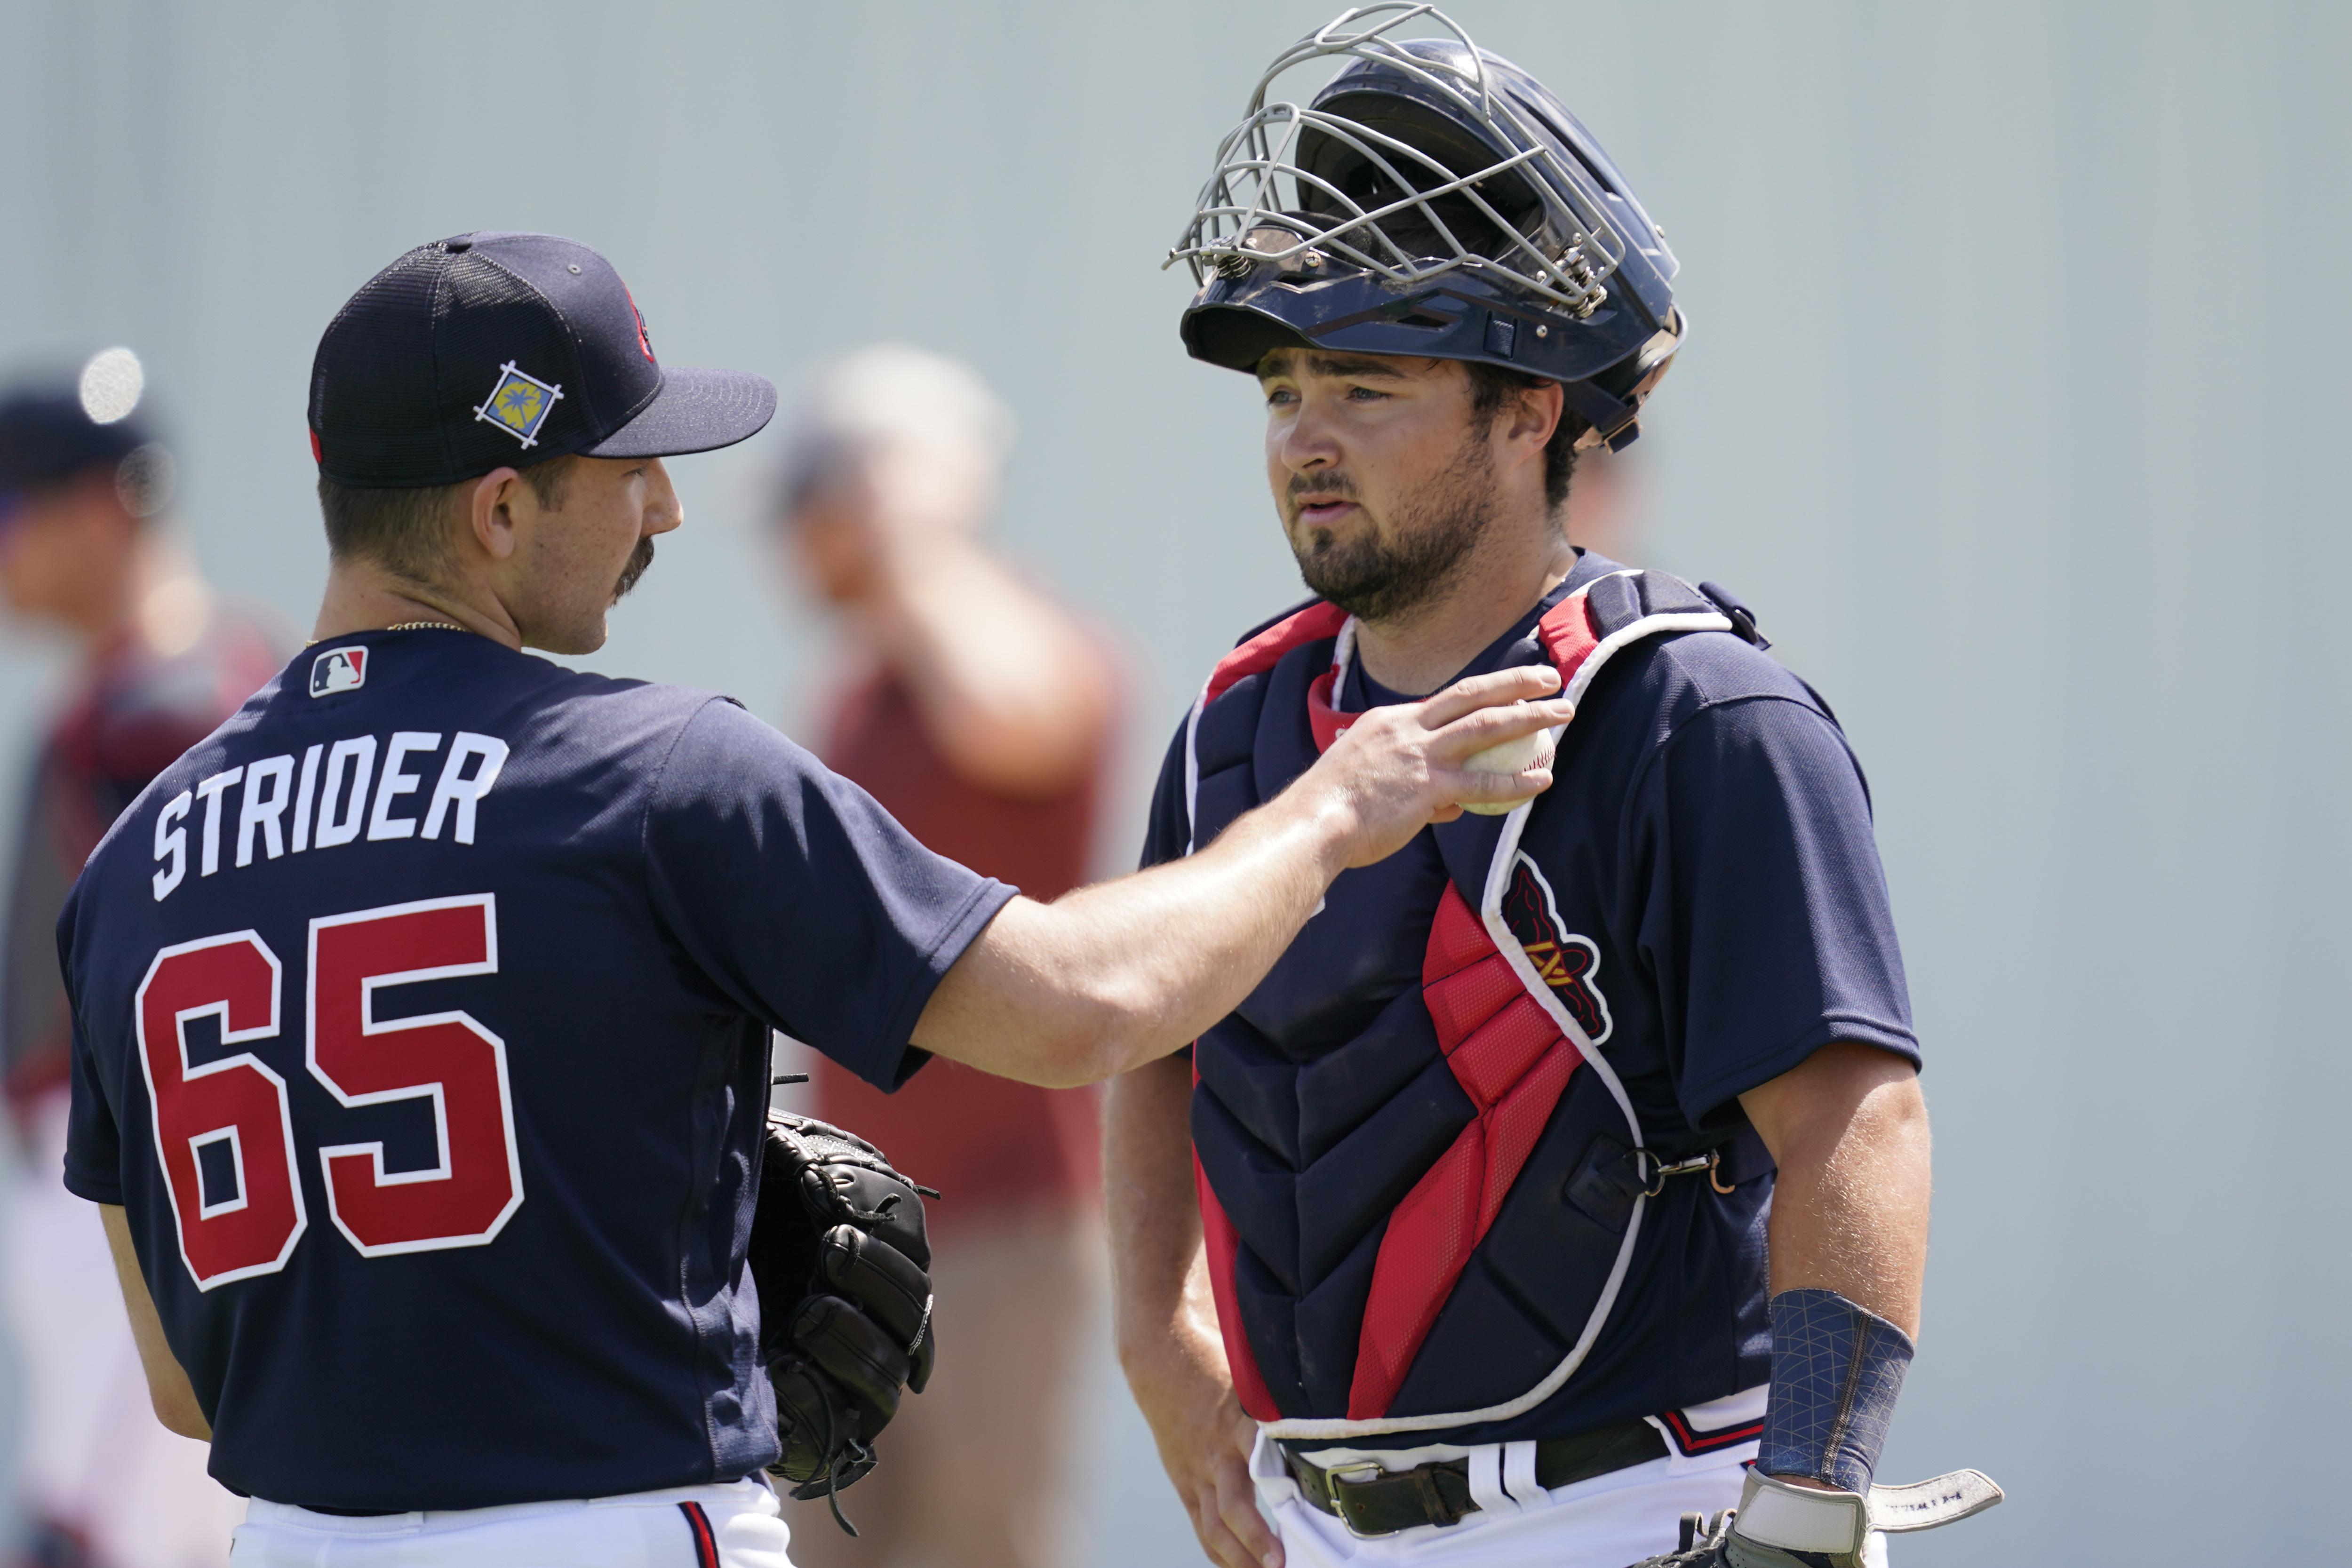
left=1184, top=571, right=1733, bottom=1442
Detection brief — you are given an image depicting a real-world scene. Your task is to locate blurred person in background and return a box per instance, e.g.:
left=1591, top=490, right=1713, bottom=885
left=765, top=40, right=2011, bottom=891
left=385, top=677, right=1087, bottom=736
left=770, top=347, right=1116, bottom=1568
left=0, top=364, right=283, bottom=1568
left=1560, top=447, right=1646, bottom=568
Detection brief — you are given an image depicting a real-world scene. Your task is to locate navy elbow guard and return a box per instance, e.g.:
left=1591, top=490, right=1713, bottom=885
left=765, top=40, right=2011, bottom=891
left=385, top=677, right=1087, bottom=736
left=1622, top=1290, right=2003, bottom=1568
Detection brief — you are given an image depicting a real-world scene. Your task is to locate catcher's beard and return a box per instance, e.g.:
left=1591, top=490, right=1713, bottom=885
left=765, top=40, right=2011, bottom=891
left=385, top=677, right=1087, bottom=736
left=1288, top=430, right=1501, bottom=623
left=612, top=535, right=655, bottom=603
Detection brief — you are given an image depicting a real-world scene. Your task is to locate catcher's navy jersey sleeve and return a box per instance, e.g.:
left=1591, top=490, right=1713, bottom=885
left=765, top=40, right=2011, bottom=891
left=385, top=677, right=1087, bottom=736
left=1139, top=718, right=1192, bottom=872
left=642, top=698, right=1013, bottom=1091
left=1630, top=689, right=1918, bottom=1128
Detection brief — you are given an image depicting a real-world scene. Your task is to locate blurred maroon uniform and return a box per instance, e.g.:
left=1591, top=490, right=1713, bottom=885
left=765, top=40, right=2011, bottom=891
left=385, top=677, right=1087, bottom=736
left=3, top=607, right=285, bottom=1113
left=808, top=669, right=1102, bottom=1219
left=3, top=600, right=282, bottom=1568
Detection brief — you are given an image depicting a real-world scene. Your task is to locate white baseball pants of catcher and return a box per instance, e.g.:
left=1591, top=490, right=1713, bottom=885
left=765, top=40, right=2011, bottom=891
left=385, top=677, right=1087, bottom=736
left=1249, top=1411, right=1892, bottom=1568
left=228, top=1476, right=790, bottom=1568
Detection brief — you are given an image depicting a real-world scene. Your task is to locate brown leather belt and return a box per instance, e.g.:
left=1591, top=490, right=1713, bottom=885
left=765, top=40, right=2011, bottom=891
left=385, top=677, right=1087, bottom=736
left=1283, top=1418, right=1667, bottom=1538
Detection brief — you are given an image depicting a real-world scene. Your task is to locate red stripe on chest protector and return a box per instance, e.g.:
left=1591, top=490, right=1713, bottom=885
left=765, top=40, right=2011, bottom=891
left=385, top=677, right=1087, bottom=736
left=1308, top=669, right=1351, bottom=752
left=1347, top=887, right=1586, bottom=1418
left=1341, top=593, right=1606, bottom=1422
left=1205, top=601, right=1350, bottom=708
left=1302, top=586, right=1602, bottom=761
left=1537, top=584, right=1603, bottom=677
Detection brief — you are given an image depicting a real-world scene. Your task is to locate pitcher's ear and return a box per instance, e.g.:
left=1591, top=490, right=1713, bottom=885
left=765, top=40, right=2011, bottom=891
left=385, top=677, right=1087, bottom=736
left=467, top=467, right=525, bottom=561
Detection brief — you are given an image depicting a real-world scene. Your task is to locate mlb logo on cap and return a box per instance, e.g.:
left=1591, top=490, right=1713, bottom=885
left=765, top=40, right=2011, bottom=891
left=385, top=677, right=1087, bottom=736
left=310, top=645, right=367, bottom=697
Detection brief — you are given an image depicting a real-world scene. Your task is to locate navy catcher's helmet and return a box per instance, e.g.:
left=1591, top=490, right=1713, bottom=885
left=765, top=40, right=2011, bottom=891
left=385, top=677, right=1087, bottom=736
left=1168, top=5, right=1683, bottom=451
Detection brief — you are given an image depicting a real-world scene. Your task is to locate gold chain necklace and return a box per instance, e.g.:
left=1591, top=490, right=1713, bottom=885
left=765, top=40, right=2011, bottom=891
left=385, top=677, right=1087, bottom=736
left=306, top=620, right=471, bottom=647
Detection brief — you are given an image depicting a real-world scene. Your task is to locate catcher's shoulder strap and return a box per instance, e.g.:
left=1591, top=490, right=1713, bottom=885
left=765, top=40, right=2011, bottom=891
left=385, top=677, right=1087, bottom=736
left=1532, top=569, right=1749, bottom=711
left=1183, top=599, right=1348, bottom=854
left=1180, top=572, right=1762, bottom=855
left=1200, top=597, right=1347, bottom=709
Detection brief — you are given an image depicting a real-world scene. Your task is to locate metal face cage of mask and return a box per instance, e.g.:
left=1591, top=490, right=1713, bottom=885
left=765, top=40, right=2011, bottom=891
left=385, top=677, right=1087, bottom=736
left=1169, top=5, right=1657, bottom=318
left=1167, top=5, right=1684, bottom=450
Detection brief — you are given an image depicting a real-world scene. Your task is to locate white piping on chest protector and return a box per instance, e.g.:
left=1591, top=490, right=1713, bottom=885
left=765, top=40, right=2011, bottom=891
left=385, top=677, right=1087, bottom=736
left=1260, top=592, right=1737, bottom=1441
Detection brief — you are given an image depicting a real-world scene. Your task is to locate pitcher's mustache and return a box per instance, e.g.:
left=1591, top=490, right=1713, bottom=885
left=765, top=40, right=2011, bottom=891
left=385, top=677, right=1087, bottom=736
left=613, top=537, right=655, bottom=603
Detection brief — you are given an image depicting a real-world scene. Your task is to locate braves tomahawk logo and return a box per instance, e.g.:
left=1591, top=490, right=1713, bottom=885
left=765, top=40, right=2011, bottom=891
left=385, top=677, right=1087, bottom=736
left=309, top=646, right=367, bottom=697
left=1501, top=852, right=1611, bottom=1044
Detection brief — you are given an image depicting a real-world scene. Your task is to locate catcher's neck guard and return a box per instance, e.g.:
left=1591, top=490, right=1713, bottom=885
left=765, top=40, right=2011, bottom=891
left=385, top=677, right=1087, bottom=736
left=1168, top=4, right=1682, bottom=451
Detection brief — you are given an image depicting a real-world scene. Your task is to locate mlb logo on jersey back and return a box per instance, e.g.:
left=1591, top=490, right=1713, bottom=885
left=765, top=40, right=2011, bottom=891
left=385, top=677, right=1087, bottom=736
left=310, top=647, right=367, bottom=697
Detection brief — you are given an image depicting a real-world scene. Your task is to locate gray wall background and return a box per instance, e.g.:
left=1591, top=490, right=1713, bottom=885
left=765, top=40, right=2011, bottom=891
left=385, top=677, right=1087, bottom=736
left=1, top=2, right=2345, bottom=1564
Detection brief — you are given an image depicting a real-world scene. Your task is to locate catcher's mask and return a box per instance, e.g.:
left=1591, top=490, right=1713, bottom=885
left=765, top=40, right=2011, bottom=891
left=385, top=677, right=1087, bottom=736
left=1168, top=4, right=1683, bottom=451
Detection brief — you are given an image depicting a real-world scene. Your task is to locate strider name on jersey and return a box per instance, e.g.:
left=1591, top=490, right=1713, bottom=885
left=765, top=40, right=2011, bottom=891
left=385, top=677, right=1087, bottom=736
left=63, top=629, right=1015, bottom=1512
left=150, top=730, right=507, bottom=901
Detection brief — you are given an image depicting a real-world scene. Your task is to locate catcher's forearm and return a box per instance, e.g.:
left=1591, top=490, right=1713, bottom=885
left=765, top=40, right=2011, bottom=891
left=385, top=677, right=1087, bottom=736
left=1104, top=1049, right=1256, bottom=1523
left=1105, top=1055, right=1219, bottom=1383
left=1738, top=1040, right=1930, bottom=1500
left=1738, top=1041, right=1930, bottom=1335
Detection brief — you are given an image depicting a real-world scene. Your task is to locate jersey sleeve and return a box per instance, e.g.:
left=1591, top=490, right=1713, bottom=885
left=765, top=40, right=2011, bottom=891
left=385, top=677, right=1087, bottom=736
left=1137, top=715, right=1193, bottom=871
left=1633, top=694, right=1919, bottom=1128
left=59, top=903, right=126, bottom=1205
left=642, top=699, right=1017, bottom=1091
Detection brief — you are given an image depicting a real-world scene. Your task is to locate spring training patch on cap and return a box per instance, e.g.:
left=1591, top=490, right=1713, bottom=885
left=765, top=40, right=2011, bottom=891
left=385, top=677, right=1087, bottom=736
left=473, top=362, right=565, bottom=449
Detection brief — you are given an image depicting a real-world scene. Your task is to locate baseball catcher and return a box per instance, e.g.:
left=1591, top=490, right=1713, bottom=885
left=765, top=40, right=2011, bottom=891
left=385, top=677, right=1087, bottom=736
left=1107, top=8, right=2006, bottom=1567
left=748, top=1107, right=938, bottom=1535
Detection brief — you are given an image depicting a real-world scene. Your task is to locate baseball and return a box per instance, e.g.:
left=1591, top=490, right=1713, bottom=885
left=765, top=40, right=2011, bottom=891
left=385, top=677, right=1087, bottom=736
left=1458, top=722, right=1556, bottom=815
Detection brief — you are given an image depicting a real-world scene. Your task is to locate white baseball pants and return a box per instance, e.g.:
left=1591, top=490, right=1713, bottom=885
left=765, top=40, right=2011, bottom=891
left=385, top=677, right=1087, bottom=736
left=1249, top=1427, right=1891, bottom=1568
left=228, top=1477, right=789, bottom=1568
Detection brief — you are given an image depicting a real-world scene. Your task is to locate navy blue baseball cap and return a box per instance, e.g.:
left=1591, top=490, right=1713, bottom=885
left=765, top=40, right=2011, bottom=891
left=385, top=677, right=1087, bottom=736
left=309, top=231, right=777, bottom=488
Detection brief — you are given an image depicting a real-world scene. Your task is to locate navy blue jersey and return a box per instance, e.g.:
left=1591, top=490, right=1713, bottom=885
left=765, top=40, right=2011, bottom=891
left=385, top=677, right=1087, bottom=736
left=59, top=629, right=1013, bottom=1511
left=1145, top=557, right=1917, bottom=1446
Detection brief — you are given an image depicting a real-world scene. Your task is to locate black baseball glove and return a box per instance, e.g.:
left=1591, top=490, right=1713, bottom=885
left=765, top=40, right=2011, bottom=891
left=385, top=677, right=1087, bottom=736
left=1624, top=1511, right=1831, bottom=1568
left=1627, top=1511, right=1739, bottom=1568
left=747, top=1109, right=937, bottom=1534
left=1624, top=1509, right=1871, bottom=1568
left=1622, top=1466, right=2004, bottom=1568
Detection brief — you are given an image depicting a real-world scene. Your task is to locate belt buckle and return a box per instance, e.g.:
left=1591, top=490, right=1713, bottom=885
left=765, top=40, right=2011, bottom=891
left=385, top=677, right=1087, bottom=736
left=1323, top=1461, right=1393, bottom=1540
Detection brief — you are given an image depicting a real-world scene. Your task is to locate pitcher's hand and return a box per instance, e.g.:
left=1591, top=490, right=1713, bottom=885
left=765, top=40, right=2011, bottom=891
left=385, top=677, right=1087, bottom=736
left=1297, top=663, right=1571, bottom=868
